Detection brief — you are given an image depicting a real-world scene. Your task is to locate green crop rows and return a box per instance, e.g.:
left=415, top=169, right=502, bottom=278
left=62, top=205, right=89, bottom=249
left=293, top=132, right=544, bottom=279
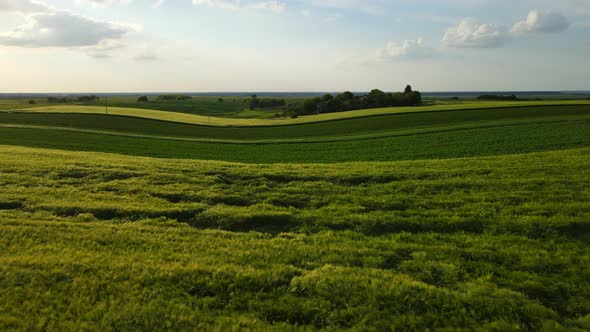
left=1, top=101, right=589, bottom=330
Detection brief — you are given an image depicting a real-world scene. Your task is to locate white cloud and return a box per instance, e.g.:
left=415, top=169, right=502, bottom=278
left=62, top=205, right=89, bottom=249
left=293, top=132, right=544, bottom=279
left=0, top=11, right=133, bottom=48
left=378, top=38, right=434, bottom=59
left=75, top=0, right=133, bottom=7
left=300, top=0, right=389, bottom=15
left=249, top=1, right=285, bottom=12
left=84, top=39, right=125, bottom=58
left=0, top=0, right=50, bottom=13
left=152, top=0, right=165, bottom=8
left=192, top=0, right=286, bottom=12
left=512, top=10, right=569, bottom=35
left=300, top=9, right=311, bottom=17
left=441, top=18, right=510, bottom=48
left=192, top=0, right=240, bottom=10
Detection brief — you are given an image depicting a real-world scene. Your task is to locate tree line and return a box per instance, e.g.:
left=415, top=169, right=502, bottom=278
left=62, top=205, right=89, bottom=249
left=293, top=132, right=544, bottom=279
left=47, top=95, right=100, bottom=103
left=156, top=94, right=192, bottom=101
left=476, top=94, right=518, bottom=101
left=291, top=85, right=422, bottom=117
left=246, top=95, right=286, bottom=110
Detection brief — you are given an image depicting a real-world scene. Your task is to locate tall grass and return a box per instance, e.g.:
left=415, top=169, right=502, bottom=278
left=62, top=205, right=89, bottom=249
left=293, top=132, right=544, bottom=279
left=0, top=146, right=589, bottom=330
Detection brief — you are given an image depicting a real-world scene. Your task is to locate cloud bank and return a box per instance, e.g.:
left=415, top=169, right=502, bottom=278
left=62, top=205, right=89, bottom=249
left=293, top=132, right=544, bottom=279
left=441, top=18, right=510, bottom=48
left=379, top=38, right=434, bottom=59
left=192, top=0, right=286, bottom=12
left=512, top=10, right=570, bottom=35
left=0, top=0, right=134, bottom=53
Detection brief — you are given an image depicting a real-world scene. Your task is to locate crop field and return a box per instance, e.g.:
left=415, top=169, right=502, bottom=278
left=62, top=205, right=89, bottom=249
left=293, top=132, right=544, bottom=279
left=8, top=99, right=590, bottom=126
left=1, top=146, right=589, bottom=330
left=90, top=95, right=251, bottom=116
left=1, top=100, right=589, bottom=330
left=0, top=104, right=589, bottom=163
left=1, top=105, right=589, bottom=141
left=0, top=96, right=286, bottom=119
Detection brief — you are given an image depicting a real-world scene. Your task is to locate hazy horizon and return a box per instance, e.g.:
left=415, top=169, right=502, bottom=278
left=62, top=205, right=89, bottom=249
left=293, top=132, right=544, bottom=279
left=1, top=0, right=589, bottom=92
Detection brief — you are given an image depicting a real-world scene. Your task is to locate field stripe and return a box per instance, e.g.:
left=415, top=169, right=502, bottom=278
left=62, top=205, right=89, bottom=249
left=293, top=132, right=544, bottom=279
left=2, top=115, right=589, bottom=145
left=8, top=101, right=590, bottom=127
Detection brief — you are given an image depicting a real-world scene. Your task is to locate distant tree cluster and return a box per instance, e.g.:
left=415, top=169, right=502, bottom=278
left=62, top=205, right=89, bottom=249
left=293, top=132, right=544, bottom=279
left=77, top=95, right=100, bottom=102
left=47, top=95, right=100, bottom=103
left=292, top=85, right=422, bottom=116
left=137, top=96, right=149, bottom=102
left=476, top=94, right=518, bottom=101
left=246, top=95, right=286, bottom=110
left=156, top=94, right=192, bottom=101
left=47, top=97, right=69, bottom=103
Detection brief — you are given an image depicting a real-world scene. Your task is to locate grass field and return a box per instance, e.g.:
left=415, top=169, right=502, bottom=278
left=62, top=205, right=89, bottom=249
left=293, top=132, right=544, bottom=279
left=8, top=100, right=590, bottom=126
left=1, top=119, right=589, bottom=162
left=2, top=105, right=589, bottom=141
left=89, top=96, right=260, bottom=117
left=1, top=100, right=589, bottom=330
left=1, top=145, right=589, bottom=330
left=0, top=96, right=290, bottom=118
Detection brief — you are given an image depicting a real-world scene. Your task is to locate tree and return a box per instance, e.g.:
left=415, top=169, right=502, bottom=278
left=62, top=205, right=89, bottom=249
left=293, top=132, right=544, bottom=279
left=78, top=95, right=100, bottom=102
left=248, top=94, right=259, bottom=110
left=294, top=85, right=422, bottom=117
left=28, top=100, right=36, bottom=105
left=303, top=98, right=319, bottom=115
left=407, top=91, right=422, bottom=105
left=218, top=98, right=224, bottom=102
left=367, top=89, right=387, bottom=107
left=137, top=96, right=149, bottom=102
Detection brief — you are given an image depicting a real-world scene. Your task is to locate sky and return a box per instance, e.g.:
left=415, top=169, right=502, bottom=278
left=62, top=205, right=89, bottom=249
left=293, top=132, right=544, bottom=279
left=0, top=0, right=589, bottom=92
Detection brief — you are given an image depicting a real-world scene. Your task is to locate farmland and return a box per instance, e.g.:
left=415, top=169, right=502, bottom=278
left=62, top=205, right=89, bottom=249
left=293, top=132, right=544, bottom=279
left=8, top=99, right=590, bottom=126
left=0, top=103, right=589, bottom=162
left=1, top=145, right=589, bottom=330
left=1, top=98, right=590, bottom=330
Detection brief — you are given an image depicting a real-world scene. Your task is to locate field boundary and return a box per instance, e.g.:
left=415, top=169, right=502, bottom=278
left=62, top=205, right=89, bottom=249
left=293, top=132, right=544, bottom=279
left=2, top=115, right=589, bottom=145
left=6, top=101, right=590, bottom=127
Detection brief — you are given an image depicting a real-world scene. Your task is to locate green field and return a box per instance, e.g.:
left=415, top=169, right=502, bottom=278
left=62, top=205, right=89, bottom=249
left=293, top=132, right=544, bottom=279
left=2, top=105, right=589, bottom=141
left=1, top=146, right=589, bottom=330
left=9, top=100, right=590, bottom=126
left=1, top=104, right=589, bottom=162
left=0, top=95, right=292, bottom=118
left=92, top=96, right=252, bottom=116
left=90, top=95, right=292, bottom=118
left=1, top=100, right=590, bottom=330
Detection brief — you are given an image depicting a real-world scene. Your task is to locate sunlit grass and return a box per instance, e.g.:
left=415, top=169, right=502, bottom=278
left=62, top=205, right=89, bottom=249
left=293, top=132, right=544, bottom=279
left=0, top=146, right=589, bottom=330
left=9, top=100, right=590, bottom=126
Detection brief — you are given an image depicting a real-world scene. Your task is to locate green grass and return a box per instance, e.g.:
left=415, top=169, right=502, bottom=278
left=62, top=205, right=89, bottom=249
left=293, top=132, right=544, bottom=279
left=2, top=100, right=590, bottom=330
left=10, top=100, right=590, bottom=126
left=1, top=105, right=589, bottom=142
left=0, top=119, right=589, bottom=162
left=0, top=145, right=589, bottom=330
left=89, top=96, right=252, bottom=116
left=0, top=96, right=281, bottom=118
left=0, top=98, right=49, bottom=111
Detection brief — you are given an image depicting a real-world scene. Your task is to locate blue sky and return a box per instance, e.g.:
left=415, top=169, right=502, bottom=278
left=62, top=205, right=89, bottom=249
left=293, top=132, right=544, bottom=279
left=0, top=0, right=588, bottom=92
